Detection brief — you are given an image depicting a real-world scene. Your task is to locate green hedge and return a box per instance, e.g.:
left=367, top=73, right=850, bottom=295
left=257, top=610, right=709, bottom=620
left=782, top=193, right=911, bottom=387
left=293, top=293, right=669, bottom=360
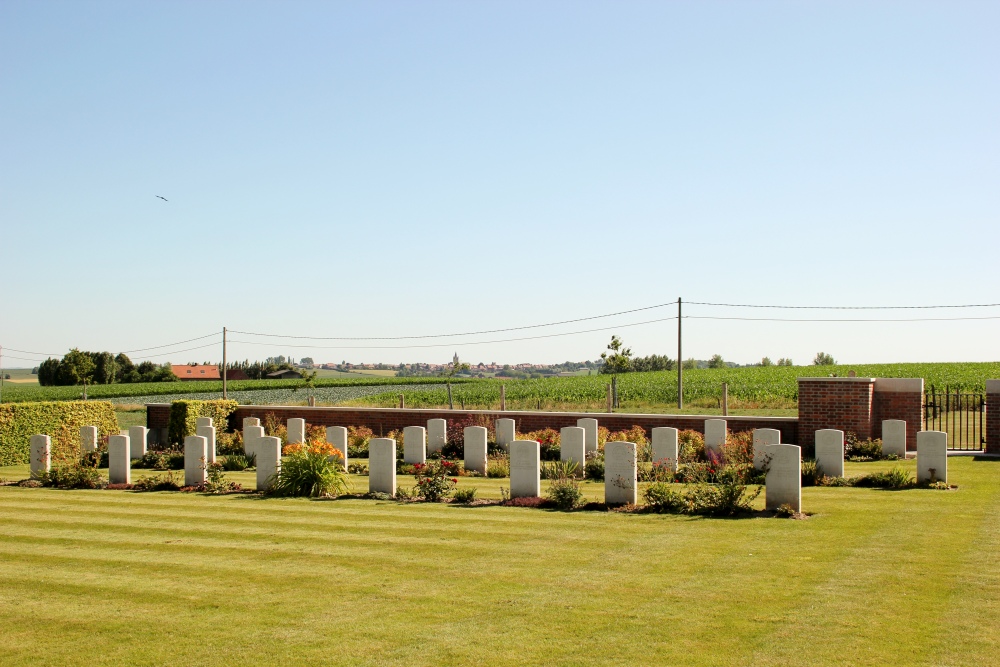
left=0, top=401, right=118, bottom=467
left=168, top=400, right=238, bottom=445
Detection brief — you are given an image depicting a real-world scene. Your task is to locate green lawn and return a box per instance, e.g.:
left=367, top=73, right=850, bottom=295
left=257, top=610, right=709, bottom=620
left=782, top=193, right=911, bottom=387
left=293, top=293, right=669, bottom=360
left=0, top=457, right=998, bottom=666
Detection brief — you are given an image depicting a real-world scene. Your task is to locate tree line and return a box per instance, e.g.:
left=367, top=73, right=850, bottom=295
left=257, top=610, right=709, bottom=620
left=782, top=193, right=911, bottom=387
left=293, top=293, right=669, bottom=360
left=37, top=350, right=177, bottom=386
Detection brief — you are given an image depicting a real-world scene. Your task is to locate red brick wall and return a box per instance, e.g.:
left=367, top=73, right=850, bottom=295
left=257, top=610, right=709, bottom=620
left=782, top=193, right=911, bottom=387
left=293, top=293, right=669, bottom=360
left=797, top=379, right=875, bottom=450
left=987, top=382, right=1000, bottom=454
left=146, top=403, right=798, bottom=443
left=872, top=381, right=924, bottom=451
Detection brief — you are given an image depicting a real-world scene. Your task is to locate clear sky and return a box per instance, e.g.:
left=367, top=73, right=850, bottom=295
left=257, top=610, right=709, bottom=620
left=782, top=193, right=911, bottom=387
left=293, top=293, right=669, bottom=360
left=1, top=1, right=997, bottom=369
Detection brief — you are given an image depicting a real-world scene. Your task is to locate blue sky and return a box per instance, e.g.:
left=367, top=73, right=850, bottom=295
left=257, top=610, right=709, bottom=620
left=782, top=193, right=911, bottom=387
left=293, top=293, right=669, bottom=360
left=2, top=1, right=997, bottom=368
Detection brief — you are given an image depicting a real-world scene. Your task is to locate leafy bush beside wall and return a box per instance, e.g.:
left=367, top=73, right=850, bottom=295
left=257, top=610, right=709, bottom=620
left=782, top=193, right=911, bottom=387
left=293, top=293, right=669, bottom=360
left=168, top=400, right=238, bottom=444
left=0, top=401, right=118, bottom=466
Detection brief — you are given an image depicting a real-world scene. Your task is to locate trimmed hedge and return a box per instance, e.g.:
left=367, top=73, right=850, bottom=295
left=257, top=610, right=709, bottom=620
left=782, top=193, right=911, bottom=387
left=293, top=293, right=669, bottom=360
left=0, top=401, right=118, bottom=467
left=168, top=400, right=238, bottom=445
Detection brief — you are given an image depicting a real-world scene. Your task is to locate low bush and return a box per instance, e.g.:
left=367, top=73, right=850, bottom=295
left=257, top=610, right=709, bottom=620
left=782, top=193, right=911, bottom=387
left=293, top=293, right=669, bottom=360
left=0, top=400, right=117, bottom=466
left=584, top=455, right=605, bottom=481
left=133, top=471, right=181, bottom=492
left=643, top=465, right=761, bottom=516
left=852, top=467, right=914, bottom=489
left=541, top=460, right=580, bottom=480
left=638, top=460, right=676, bottom=483
left=801, top=460, right=822, bottom=487
left=168, top=399, right=237, bottom=445
left=546, top=477, right=583, bottom=510
left=216, top=431, right=244, bottom=456
left=486, top=455, right=510, bottom=478
left=774, top=503, right=796, bottom=518
left=503, top=496, right=547, bottom=508
left=845, top=432, right=885, bottom=461
left=220, top=453, right=254, bottom=471
left=678, top=430, right=706, bottom=463
left=413, top=461, right=458, bottom=502
left=453, top=487, right=478, bottom=503
left=347, top=426, right=374, bottom=458
left=39, top=461, right=105, bottom=489
left=268, top=447, right=349, bottom=498
left=203, top=462, right=240, bottom=494
left=347, top=463, right=368, bottom=475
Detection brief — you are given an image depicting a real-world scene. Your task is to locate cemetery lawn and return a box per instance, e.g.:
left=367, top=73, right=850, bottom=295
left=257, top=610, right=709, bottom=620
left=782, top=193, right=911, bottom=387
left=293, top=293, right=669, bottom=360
left=1, top=458, right=999, bottom=666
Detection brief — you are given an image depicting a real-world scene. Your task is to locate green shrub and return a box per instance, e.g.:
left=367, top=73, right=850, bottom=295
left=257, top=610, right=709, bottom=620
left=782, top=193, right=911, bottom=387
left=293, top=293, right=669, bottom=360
left=167, top=399, right=237, bottom=445
left=268, top=449, right=349, bottom=498
left=546, top=477, right=584, bottom=510
left=203, top=462, right=240, bottom=494
left=0, top=401, right=117, bottom=466
left=220, top=453, right=253, bottom=471
left=486, top=455, right=510, bottom=478
left=852, top=467, right=914, bottom=489
left=643, top=482, right=689, bottom=513
left=413, top=461, right=458, bottom=502
left=216, top=431, right=244, bottom=456
left=801, top=460, right=822, bottom=487
left=347, top=463, right=368, bottom=475
left=132, top=471, right=181, bottom=492
left=453, top=487, right=478, bottom=503
left=584, top=456, right=605, bottom=481
left=39, top=461, right=105, bottom=489
left=775, top=503, right=796, bottom=518
left=845, top=433, right=885, bottom=461
left=541, top=460, right=580, bottom=480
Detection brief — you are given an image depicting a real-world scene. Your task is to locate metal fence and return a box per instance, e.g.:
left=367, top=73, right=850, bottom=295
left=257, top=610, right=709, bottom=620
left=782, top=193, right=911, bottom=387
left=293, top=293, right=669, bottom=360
left=925, top=387, right=986, bottom=451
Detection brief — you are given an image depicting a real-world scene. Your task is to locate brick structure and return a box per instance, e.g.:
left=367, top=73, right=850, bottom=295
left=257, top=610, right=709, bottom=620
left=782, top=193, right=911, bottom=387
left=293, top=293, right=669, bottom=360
left=871, top=378, right=924, bottom=450
left=146, top=403, right=798, bottom=444
left=988, top=380, right=1000, bottom=454
left=798, top=377, right=924, bottom=453
left=797, top=378, right=875, bottom=452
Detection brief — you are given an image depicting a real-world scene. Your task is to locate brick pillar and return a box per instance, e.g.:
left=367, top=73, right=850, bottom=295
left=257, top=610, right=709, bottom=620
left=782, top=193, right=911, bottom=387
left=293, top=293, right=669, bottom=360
left=987, top=380, right=1000, bottom=454
left=797, top=378, right=875, bottom=453
left=872, top=378, right=924, bottom=451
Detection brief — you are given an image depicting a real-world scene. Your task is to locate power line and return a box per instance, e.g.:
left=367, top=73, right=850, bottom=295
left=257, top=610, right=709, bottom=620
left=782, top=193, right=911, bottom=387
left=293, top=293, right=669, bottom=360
left=230, top=302, right=677, bottom=341
left=688, top=301, right=1000, bottom=310
left=129, top=342, right=219, bottom=361
left=0, top=332, right=218, bottom=359
left=228, top=316, right=679, bottom=350
left=687, top=315, right=1000, bottom=322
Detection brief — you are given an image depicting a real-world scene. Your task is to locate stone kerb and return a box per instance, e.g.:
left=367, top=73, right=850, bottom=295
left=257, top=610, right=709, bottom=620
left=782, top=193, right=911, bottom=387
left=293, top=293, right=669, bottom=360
left=510, top=440, right=541, bottom=498
left=129, top=426, right=148, bottom=460
left=882, top=420, right=906, bottom=458
left=244, top=426, right=265, bottom=457
left=256, top=436, right=281, bottom=492
left=765, top=444, right=801, bottom=512
left=605, top=441, right=637, bottom=505
left=917, top=431, right=948, bottom=484
left=403, top=426, right=427, bottom=465
left=368, top=438, right=397, bottom=496
left=30, top=435, right=51, bottom=479
left=196, top=425, right=217, bottom=465
left=496, top=419, right=515, bottom=452
left=752, top=429, right=780, bottom=470
left=326, top=426, right=348, bottom=470
left=651, top=427, right=679, bottom=471
left=108, top=435, right=130, bottom=484
left=815, top=429, right=845, bottom=478
left=464, top=427, right=488, bottom=475
left=80, top=426, right=98, bottom=454
left=705, top=419, right=727, bottom=456
left=577, top=418, right=598, bottom=455
left=427, top=419, right=447, bottom=454
left=560, top=427, right=586, bottom=471
left=987, top=380, right=1000, bottom=454
left=196, top=417, right=213, bottom=429
left=184, top=435, right=208, bottom=487
left=287, top=418, right=306, bottom=445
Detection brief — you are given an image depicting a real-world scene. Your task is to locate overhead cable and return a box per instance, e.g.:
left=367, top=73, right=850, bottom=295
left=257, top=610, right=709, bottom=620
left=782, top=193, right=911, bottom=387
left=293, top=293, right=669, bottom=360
left=687, top=301, right=1000, bottom=310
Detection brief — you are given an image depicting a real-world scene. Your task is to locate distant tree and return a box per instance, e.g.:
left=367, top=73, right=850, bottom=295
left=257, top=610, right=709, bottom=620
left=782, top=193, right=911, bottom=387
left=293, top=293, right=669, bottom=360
left=631, top=354, right=675, bottom=372
left=300, top=357, right=315, bottom=368
left=682, top=358, right=698, bottom=370
left=760, top=357, right=773, bottom=367
left=600, top=335, right=633, bottom=375
left=91, top=351, right=117, bottom=384
left=31, top=367, right=39, bottom=375
left=37, top=359, right=60, bottom=386
left=777, top=358, right=794, bottom=366
left=813, top=352, right=836, bottom=366
left=59, top=349, right=96, bottom=386
left=707, top=354, right=726, bottom=369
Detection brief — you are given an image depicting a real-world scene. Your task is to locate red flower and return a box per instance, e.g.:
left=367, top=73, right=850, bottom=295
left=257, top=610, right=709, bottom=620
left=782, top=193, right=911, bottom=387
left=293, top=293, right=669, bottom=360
left=451, top=479, right=458, bottom=483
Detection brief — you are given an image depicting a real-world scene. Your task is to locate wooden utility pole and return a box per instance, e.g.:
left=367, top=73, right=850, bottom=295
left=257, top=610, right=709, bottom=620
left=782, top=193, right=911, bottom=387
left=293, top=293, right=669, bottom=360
left=222, top=327, right=228, bottom=400
left=722, top=382, right=729, bottom=416
left=677, top=297, right=683, bottom=410
left=500, top=384, right=506, bottom=411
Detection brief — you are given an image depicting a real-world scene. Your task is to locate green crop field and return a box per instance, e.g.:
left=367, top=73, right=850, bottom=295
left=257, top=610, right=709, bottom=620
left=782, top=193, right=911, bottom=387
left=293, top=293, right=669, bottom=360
left=351, top=362, right=1000, bottom=413
left=0, top=457, right=999, bottom=666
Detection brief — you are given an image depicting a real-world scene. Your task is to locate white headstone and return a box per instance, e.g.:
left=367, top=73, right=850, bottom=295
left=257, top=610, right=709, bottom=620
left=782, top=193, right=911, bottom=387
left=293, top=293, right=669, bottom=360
left=765, top=444, right=801, bottom=512
left=464, top=426, right=488, bottom=475
left=705, top=419, right=727, bottom=455
left=605, top=441, right=637, bottom=505
left=510, top=440, right=541, bottom=498
left=427, top=419, right=447, bottom=454
left=244, top=425, right=265, bottom=457
left=882, top=420, right=906, bottom=458
left=30, top=434, right=51, bottom=479
left=80, top=426, right=99, bottom=454
left=752, top=428, right=781, bottom=470
left=496, top=418, right=515, bottom=452
left=815, top=429, right=844, bottom=478
left=287, top=418, right=306, bottom=445
left=403, top=426, right=427, bottom=464
left=256, top=436, right=281, bottom=492
left=196, top=425, right=217, bottom=465
left=195, top=416, right=213, bottom=429
left=128, top=426, right=148, bottom=460
left=917, top=431, right=948, bottom=484
left=576, top=418, right=598, bottom=455
left=326, top=426, right=348, bottom=470
left=651, top=427, right=679, bottom=470
left=560, top=426, right=586, bottom=472
left=368, top=437, right=397, bottom=496
left=184, top=435, right=208, bottom=487
left=108, top=435, right=130, bottom=484
left=242, top=417, right=260, bottom=431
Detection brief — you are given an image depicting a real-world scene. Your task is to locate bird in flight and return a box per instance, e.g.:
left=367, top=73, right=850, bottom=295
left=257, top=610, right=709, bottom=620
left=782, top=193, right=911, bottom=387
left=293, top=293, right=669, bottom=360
left=156, top=195, right=168, bottom=202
